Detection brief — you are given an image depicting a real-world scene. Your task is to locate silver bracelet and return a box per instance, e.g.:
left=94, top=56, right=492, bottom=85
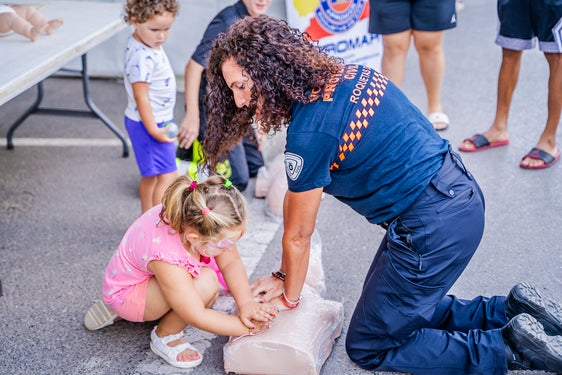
left=282, top=289, right=300, bottom=306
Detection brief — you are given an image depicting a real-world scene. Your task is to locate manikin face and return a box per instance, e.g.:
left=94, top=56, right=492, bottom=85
left=242, top=0, right=272, bottom=17
left=132, top=12, right=175, bottom=49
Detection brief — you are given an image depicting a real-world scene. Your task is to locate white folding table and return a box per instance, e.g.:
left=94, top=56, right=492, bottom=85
left=0, top=1, right=129, bottom=157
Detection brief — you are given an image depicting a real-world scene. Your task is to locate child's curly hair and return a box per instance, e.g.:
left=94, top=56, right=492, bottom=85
left=123, top=0, right=179, bottom=24
left=204, top=15, right=342, bottom=165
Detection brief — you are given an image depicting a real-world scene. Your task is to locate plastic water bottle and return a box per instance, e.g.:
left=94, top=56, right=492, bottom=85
left=164, top=122, right=178, bottom=137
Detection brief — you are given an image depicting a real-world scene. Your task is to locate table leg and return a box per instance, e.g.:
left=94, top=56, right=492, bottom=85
left=6, top=81, right=44, bottom=150
left=5, top=54, right=129, bottom=158
left=79, top=54, right=129, bottom=158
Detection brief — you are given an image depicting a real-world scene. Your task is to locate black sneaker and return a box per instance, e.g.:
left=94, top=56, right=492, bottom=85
left=505, top=282, right=562, bottom=336
left=501, top=313, right=562, bottom=372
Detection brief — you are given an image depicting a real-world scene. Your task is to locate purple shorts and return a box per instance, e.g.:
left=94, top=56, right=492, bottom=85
left=124, top=116, right=177, bottom=177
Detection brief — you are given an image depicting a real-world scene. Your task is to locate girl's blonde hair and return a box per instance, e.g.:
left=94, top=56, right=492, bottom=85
left=123, top=0, right=179, bottom=24
left=159, top=175, right=247, bottom=239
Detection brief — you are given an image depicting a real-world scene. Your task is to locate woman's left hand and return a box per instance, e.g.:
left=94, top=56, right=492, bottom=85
left=250, top=275, right=283, bottom=302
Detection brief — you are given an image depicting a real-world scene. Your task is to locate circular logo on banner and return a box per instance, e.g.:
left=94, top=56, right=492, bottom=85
left=314, top=0, right=367, bottom=34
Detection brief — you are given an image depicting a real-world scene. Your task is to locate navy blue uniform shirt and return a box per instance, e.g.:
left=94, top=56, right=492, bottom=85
left=285, top=64, right=449, bottom=224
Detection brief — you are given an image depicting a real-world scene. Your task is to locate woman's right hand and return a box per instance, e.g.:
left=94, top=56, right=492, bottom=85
left=250, top=275, right=283, bottom=303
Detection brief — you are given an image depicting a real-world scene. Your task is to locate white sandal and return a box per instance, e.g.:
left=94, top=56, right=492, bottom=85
left=150, top=326, right=203, bottom=369
left=84, top=300, right=118, bottom=331
left=427, top=112, right=450, bottom=131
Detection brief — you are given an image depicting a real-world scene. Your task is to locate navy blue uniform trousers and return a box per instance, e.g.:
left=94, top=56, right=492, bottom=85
left=346, top=149, right=509, bottom=375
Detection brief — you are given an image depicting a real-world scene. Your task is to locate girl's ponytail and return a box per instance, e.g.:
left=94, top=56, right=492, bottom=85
left=160, top=175, right=247, bottom=238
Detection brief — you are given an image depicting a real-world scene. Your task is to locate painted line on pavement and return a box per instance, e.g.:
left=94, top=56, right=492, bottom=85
left=0, top=138, right=131, bottom=147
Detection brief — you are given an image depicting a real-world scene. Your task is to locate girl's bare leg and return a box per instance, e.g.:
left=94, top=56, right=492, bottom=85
left=139, top=176, right=157, bottom=213
left=144, top=268, right=219, bottom=363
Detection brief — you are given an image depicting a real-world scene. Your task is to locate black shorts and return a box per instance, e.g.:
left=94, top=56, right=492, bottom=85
left=496, top=0, right=562, bottom=52
left=368, top=0, right=457, bottom=34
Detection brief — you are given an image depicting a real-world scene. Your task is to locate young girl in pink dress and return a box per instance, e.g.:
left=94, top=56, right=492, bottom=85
left=84, top=175, right=277, bottom=369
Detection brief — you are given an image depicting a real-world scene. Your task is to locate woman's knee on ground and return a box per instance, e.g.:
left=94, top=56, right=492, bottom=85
left=345, top=315, right=390, bottom=370
left=345, top=331, right=386, bottom=370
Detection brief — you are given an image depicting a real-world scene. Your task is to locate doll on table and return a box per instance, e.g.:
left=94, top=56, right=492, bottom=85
left=0, top=4, right=62, bottom=42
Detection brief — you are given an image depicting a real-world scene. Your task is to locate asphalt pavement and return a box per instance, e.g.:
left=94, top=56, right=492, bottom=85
left=1, top=0, right=561, bottom=374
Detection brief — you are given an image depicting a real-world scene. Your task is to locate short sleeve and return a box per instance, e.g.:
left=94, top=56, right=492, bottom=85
left=285, top=131, right=338, bottom=192
left=125, top=46, right=155, bottom=84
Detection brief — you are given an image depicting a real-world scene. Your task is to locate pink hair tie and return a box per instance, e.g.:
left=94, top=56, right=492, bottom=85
left=201, top=207, right=211, bottom=215
left=189, top=181, right=197, bottom=191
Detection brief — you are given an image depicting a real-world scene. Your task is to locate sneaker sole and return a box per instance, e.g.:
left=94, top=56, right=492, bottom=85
left=509, top=313, right=562, bottom=372
left=84, top=300, right=117, bottom=331
left=507, top=282, right=562, bottom=336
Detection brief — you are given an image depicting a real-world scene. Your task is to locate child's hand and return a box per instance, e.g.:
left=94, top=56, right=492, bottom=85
left=231, top=319, right=271, bottom=342
left=163, top=122, right=179, bottom=138
left=150, top=126, right=176, bottom=143
left=238, top=300, right=279, bottom=329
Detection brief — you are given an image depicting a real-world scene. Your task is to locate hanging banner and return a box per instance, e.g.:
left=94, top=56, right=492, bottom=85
left=285, top=0, right=382, bottom=71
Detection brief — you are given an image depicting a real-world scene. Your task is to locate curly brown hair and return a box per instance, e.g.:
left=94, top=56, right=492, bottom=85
left=123, top=0, right=179, bottom=24
left=204, top=15, right=342, bottom=165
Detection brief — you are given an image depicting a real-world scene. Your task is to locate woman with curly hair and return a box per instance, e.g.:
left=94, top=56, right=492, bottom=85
left=204, top=15, right=562, bottom=375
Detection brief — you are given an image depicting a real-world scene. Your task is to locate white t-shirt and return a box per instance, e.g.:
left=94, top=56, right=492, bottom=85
left=123, top=36, right=176, bottom=123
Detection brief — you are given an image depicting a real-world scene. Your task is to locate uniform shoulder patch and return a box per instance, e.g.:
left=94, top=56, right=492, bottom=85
left=285, top=152, right=304, bottom=181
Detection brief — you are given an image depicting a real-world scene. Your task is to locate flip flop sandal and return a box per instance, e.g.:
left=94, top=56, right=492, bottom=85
left=427, top=112, right=450, bottom=131
left=150, top=326, right=203, bottom=369
left=519, top=148, right=561, bottom=170
left=458, top=133, right=510, bottom=152
left=84, top=300, right=118, bottom=331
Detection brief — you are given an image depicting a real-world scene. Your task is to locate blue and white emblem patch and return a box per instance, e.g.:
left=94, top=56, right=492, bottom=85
left=285, top=152, right=304, bottom=181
